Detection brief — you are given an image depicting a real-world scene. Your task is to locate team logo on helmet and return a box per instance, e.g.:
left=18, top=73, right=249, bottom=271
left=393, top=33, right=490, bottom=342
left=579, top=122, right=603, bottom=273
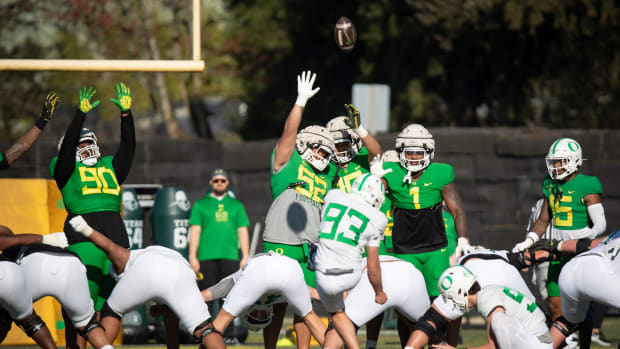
left=438, top=265, right=477, bottom=312
left=395, top=124, right=435, bottom=173
left=351, top=173, right=385, bottom=209
left=545, top=138, right=583, bottom=181
left=326, top=116, right=362, bottom=164
left=295, top=125, right=335, bottom=171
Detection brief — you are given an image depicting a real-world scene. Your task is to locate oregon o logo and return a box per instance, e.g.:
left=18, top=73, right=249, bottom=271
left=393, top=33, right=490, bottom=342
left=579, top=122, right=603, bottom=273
left=568, top=141, right=580, bottom=152
left=440, top=275, right=453, bottom=290
left=275, top=248, right=284, bottom=255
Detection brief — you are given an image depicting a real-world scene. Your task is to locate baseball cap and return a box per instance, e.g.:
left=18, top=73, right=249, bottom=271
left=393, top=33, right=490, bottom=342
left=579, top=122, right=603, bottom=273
left=210, top=168, right=229, bottom=180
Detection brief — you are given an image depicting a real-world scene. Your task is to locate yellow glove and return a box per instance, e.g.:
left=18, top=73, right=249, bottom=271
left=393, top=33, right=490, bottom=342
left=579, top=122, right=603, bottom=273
left=110, top=82, right=132, bottom=112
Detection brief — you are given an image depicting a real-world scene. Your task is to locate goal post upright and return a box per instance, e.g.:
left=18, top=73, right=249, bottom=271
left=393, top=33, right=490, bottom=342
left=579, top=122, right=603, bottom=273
left=0, top=0, right=204, bottom=72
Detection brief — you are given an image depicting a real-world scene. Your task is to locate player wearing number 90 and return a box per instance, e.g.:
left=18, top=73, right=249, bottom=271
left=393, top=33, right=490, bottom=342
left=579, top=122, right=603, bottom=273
left=512, top=138, right=605, bottom=323
left=50, top=84, right=135, bottom=326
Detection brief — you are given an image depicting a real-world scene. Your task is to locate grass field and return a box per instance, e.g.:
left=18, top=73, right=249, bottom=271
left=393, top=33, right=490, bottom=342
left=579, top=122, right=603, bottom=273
left=1, top=316, right=618, bottom=348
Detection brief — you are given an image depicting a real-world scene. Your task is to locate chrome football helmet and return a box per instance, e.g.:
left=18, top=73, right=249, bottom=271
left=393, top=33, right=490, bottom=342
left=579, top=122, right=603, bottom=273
left=326, top=116, right=362, bottom=164
left=241, top=304, right=273, bottom=331
left=438, top=265, right=477, bottom=312
left=545, top=138, right=582, bottom=181
left=296, top=125, right=335, bottom=171
left=395, top=124, right=435, bottom=173
left=382, top=150, right=400, bottom=163
left=351, top=173, right=385, bottom=209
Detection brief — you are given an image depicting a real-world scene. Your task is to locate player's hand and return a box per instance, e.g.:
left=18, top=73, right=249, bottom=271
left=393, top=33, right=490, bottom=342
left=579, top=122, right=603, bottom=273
left=375, top=290, right=387, bottom=305
left=344, top=104, right=361, bottom=129
left=189, top=256, right=200, bottom=274
left=41, top=232, right=68, bottom=248
left=78, top=86, right=100, bottom=113
left=69, top=215, right=94, bottom=237
left=455, top=237, right=473, bottom=256
left=110, top=82, right=132, bottom=112
left=370, top=155, right=392, bottom=178
left=511, top=232, right=539, bottom=253
left=533, top=239, right=561, bottom=253
left=295, top=70, right=320, bottom=107
left=240, top=256, right=249, bottom=268
left=36, top=92, right=59, bottom=129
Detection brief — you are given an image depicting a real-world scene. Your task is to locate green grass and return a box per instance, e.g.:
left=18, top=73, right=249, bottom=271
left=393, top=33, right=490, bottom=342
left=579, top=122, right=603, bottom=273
left=1, top=317, right=618, bottom=348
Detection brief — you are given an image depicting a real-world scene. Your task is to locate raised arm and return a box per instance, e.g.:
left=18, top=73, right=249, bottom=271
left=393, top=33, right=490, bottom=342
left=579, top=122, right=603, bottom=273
left=1, top=92, right=58, bottom=169
left=343, top=104, right=381, bottom=161
left=54, top=87, right=99, bottom=188
left=110, top=82, right=136, bottom=184
left=273, top=71, right=320, bottom=171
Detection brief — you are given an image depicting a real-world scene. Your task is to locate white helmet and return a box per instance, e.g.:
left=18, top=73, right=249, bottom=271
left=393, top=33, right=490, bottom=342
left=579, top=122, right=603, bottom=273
left=351, top=173, right=385, bottom=209
left=382, top=150, right=400, bottom=163
left=326, top=116, right=362, bottom=164
left=57, top=128, right=101, bottom=167
left=438, top=265, right=477, bottom=312
left=296, top=125, right=335, bottom=171
left=545, top=138, right=583, bottom=181
left=395, top=124, right=435, bottom=172
left=241, top=304, right=273, bottom=331
left=77, top=128, right=100, bottom=167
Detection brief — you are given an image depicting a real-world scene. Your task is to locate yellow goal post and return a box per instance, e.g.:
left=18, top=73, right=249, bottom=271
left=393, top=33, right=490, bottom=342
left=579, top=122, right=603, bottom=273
left=0, top=0, right=204, bottom=72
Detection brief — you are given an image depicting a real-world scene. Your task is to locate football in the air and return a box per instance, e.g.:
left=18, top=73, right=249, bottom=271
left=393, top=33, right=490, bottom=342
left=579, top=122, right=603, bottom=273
left=334, top=17, right=356, bottom=52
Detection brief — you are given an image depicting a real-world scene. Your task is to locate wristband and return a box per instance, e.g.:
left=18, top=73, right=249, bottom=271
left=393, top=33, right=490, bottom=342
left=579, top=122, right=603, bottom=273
left=526, top=231, right=539, bottom=243
left=353, top=125, right=368, bottom=138
left=35, top=117, right=48, bottom=130
left=557, top=240, right=564, bottom=252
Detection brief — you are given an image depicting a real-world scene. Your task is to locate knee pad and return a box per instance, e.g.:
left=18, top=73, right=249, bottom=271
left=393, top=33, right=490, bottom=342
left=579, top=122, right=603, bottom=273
left=77, top=314, right=104, bottom=340
left=552, top=316, right=579, bottom=337
left=414, top=307, right=449, bottom=340
left=100, top=301, right=122, bottom=320
left=17, top=314, right=46, bottom=337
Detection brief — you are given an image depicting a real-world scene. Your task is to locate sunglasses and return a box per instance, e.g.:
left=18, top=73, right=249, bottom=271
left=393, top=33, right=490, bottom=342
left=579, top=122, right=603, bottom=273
left=212, top=179, right=228, bottom=183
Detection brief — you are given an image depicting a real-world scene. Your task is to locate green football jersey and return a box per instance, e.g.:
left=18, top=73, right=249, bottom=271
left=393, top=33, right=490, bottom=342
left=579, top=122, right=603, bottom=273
left=334, top=148, right=370, bottom=192
left=542, top=174, right=603, bottom=230
left=383, top=162, right=455, bottom=209
left=332, top=148, right=394, bottom=253
left=270, top=148, right=337, bottom=204
left=0, top=151, right=7, bottom=170
left=50, top=156, right=122, bottom=214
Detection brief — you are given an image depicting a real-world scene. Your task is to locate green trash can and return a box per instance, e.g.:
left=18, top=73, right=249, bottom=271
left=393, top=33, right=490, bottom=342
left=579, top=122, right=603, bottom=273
left=151, top=187, right=191, bottom=258
left=122, top=188, right=144, bottom=249
left=121, top=188, right=149, bottom=343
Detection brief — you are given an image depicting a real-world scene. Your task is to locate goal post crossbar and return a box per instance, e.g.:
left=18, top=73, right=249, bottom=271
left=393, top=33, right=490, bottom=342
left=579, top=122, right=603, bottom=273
left=0, top=0, right=203, bottom=72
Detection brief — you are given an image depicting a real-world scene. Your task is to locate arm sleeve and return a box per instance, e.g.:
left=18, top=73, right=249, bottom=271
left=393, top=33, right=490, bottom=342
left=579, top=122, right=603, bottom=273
left=54, top=108, right=86, bottom=189
left=112, top=111, right=136, bottom=184
left=0, top=152, right=8, bottom=170
left=208, top=272, right=238, bottom=300
left=587, top=203, right=606, bottom=236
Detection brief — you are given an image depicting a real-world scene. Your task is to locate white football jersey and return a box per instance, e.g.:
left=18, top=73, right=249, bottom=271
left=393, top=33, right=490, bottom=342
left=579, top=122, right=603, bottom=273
left=476, top=285, right=549, bottom=337
left=314, top=189, right=387, bottom=271
left=578, top=229, right=620, bottom=272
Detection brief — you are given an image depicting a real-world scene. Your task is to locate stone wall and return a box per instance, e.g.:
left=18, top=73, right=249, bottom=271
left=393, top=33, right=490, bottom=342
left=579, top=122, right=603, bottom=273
left=3, top=127, right=619, bottom=250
